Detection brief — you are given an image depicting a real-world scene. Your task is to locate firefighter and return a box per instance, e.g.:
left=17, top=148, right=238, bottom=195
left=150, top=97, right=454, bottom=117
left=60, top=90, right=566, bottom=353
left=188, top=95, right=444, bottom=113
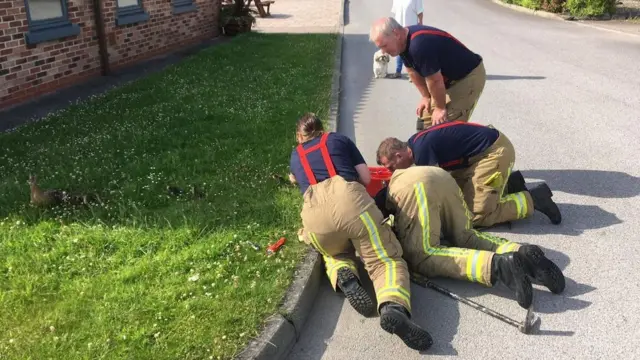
left=375, top=121, right=562, bottom=229
left=288, top=113, right=432, bottom=351
left=369, top=17, right=486, bottom=130
left=373, top=166, right=566, bottom=309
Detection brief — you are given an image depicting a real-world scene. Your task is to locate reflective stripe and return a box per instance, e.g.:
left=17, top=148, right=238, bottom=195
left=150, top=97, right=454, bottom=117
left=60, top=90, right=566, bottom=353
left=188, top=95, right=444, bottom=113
left=360, top=211, right=395, bottom=288
left=465, top=250, right=482, bottom=283
left=309, top=232, right=330, bottom=257
left=377, top=287, right=412, bottom=311
left=458, top=187, right=474, bottom=230
left=496, top=242, right=520, bottom=254
left=500, top=191, right=529, bottom=219
left=325, top=257, right=357, bottom=279
left=414, top=181, right=431, bottom=252
left=360, top=211, right=412, bottom=306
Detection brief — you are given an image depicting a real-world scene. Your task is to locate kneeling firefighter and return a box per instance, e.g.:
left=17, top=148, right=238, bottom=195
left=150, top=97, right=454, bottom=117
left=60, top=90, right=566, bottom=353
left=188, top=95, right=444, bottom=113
left=373, top=166, right=565, bottom=310
left=375, top=121, right=562, bottom=229
left=288, top=113, right=432, bottom=351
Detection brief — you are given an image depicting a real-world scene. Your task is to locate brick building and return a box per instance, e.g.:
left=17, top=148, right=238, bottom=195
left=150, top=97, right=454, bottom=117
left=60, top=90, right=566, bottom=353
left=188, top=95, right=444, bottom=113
left=0, top=0, right=220, bottom=111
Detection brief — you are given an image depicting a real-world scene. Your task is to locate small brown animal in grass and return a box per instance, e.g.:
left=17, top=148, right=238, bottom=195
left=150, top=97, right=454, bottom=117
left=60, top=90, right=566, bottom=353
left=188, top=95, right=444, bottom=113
left=28, top=175, right=103, bottom=207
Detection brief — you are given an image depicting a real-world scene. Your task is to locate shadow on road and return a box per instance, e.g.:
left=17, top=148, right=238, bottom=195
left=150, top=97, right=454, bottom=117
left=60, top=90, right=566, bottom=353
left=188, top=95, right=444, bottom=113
left=488, top=202, right=623, bottom=236
left=487, top=74, right=546, bottom=80
left=338, top=34, right=377, bottom=143
left=521, top=169, right=640, bottom=199
left=358, top=260, right=461, bottom=356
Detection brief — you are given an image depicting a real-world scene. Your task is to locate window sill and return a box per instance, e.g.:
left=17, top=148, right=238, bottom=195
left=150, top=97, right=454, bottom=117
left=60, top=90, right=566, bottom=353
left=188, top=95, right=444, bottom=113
left=24, top=22, right=80, bottom=45
left=172, top=3, right=198, bottom=15
left=116, top=5, right=150, bottom=26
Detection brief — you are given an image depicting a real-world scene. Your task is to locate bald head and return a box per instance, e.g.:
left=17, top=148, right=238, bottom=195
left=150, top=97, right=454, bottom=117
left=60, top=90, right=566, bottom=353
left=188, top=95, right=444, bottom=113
left=369, top=17, right=407, bottom=57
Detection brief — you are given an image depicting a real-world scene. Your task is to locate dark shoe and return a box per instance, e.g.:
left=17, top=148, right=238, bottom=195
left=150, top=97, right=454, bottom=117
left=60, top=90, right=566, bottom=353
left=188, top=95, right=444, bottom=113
left=379, top=302, right=433, bottom=351
left=505, top=170, right=528, bottom=194
left=518, top=245, right=565, bottom=294
left=337, top=267, right=376, bottom=317
left=490, top=252, right=533, bottom=309
left=392, top=72, right=402, bottom=78
left=529, top=183, right=562, bottom=225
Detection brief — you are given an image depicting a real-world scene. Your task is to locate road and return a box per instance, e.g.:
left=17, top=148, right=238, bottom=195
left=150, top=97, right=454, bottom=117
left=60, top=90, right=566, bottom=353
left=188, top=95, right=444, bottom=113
left=287, top=0, right=640, bottom=359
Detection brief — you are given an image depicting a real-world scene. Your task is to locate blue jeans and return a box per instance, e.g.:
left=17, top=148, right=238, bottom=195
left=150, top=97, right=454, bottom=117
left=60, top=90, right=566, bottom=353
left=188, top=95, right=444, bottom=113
left=396, top=56, right=403, bottom=74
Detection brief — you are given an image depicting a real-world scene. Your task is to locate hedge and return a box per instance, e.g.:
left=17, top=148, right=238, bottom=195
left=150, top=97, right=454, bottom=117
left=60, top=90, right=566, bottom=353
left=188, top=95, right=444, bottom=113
left=502, top=0, right=617, bottom=17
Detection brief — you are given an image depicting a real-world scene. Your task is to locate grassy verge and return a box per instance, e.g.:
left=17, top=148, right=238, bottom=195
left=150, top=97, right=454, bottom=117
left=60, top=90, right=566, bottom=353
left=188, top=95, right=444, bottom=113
left=0, top=32, right=336, bottom=359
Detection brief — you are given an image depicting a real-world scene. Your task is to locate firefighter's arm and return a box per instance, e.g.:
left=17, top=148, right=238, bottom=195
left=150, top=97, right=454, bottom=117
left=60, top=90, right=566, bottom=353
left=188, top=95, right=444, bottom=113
left=355, top=163, right=371, bottom=186
left=407, top=67, right=431, bottom=99
left=425, top=71, right=447, bottom=110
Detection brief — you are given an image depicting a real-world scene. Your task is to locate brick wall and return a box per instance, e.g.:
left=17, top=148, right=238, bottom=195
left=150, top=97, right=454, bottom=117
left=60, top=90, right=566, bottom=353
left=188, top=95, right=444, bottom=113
left=0, top=0, right=101, bottom=110
left=0, top=0, right=220, bottom=111
left=102, top=0, right=219, bottom=69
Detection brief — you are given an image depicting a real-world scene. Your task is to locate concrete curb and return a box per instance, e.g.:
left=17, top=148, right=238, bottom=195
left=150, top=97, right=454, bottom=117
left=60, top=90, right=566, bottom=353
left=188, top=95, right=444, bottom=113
left=234, top=0, right=346, bottom=358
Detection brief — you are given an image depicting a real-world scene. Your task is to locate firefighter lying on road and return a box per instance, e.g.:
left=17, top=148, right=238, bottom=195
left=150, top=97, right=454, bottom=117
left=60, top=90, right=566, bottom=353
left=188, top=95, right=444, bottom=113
left=375, top=121, right=562, bottom=229
left=373, top=165, right=566, bottom=310
left=288, top=113, right=433, bottom=351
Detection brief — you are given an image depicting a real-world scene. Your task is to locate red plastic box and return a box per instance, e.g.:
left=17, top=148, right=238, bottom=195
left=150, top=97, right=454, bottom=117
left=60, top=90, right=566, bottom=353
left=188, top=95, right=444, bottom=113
left=366, top=166, right=392, bottom=197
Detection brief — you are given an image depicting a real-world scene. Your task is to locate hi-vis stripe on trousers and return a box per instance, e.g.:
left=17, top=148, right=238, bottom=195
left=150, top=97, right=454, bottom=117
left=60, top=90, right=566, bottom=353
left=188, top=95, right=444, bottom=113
left=450, top=131, right=535, bottom=229
left=386, top=166, right=522, bottom=287
left=299, top=175, right=412, bottom=313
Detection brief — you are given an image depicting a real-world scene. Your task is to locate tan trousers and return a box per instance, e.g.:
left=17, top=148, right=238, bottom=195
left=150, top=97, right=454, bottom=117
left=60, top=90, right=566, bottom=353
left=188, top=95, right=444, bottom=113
left=450, top=131, right=534, bottom=228
left=386, top=166, right=522, bottom=286
left=299, top=175, right=412, bottom=313
left=418, top=61, right=486, bottom=129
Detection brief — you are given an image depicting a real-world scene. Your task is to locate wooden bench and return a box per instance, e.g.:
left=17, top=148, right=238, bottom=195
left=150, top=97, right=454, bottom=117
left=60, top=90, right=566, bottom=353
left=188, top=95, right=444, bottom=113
left=247, top=0, right=275, bottom=18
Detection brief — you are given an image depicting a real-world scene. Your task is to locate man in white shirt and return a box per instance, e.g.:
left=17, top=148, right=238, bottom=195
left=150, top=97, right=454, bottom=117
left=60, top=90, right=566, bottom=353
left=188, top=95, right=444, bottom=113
left=390, top=0, right=423, bottom=78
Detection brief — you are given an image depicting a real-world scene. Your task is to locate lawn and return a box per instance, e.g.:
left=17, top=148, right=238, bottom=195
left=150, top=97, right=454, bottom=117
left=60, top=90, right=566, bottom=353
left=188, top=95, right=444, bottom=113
left=0, top=32, right=336, bottom=359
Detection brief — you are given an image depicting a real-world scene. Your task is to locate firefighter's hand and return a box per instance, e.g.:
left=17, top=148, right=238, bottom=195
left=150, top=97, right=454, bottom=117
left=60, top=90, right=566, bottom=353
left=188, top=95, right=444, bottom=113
left=431, top=107, right=448, bottom=125
left=416, top=97, right=432, bottom=118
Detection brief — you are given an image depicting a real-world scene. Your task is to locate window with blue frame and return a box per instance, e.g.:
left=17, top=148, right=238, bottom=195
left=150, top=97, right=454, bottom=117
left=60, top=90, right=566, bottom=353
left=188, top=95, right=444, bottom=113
left=24, top=0, right=80, bottom=45
left=172, top=0, right=198, bottom=15
left=116, top=0, right=150, bottom=26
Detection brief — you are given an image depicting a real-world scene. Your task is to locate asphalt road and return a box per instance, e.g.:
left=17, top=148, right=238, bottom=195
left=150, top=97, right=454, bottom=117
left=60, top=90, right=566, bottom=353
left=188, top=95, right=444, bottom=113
left=287, top=0, right=640, bottom=359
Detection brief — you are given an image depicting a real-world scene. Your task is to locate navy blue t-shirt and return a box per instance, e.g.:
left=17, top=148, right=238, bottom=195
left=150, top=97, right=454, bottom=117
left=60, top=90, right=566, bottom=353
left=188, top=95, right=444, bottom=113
left=290, top=132, right=366, bottom=194
left=400, top=25, right=482, bottom=87
left=408, top=122, right=499, bottom=171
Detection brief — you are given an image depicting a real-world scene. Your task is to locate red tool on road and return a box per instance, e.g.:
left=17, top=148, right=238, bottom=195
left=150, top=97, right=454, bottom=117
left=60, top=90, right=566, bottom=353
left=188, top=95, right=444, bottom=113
left=266, top=237, right=287, bottom=256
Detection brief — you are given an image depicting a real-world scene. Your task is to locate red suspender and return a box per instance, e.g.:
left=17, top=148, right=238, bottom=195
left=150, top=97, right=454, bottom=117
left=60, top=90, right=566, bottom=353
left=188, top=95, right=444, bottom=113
left=412, top=121, right=487, bottom=169
left=295, top=132, right=338, bottom=185
left=409, top=29, right=469, bottom=85
left=410, top=29, right=467, bottom=49
left=413, top=120, right=485, bottom=141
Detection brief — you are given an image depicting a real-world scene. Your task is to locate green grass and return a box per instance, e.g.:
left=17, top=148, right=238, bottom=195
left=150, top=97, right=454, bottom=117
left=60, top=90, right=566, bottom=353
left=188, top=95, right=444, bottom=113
left=0, top=32, right=336, bottom=359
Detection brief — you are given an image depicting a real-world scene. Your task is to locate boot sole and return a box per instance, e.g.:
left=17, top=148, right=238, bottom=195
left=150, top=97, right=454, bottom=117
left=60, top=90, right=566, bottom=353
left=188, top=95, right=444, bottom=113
left=511, top=252, right=534, bottom=309
left=380, top=310, right=433, bottom=351
left=520, top=245, right=565, bottom=294
left=337, top=268, right=376, bottom=317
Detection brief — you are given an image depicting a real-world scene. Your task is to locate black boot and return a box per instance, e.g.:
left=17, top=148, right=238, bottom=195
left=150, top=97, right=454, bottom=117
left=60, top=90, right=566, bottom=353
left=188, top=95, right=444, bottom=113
left=337, top=267, right=376, bottom=317
left=490, top=252, right=533, bottom=309
left=505, top=170, right=528, bottom=195
left=518, top=245, right=565, bottom=294
left=529, top=183, right=562, bottom=225
left=379, top=302, right=433, bottom=351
